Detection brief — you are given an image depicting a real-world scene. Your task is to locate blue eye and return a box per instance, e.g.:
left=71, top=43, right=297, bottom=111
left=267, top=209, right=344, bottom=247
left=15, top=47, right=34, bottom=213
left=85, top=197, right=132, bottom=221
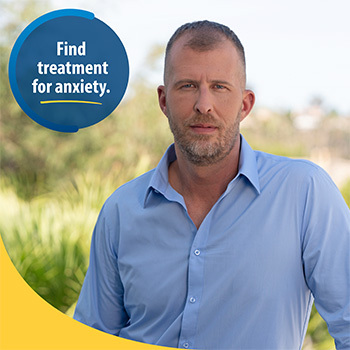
left=182, top=83, right=194, bottom=88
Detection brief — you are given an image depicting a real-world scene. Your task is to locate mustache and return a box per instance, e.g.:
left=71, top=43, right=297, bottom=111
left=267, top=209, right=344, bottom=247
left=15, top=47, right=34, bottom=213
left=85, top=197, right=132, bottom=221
left=183, top=113, right=222, bottom=128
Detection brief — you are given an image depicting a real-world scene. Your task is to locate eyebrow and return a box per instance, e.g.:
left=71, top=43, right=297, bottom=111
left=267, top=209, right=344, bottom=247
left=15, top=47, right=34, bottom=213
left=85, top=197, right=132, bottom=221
left=173, top=79, right=234, bottom=88
left=173, top=79, right=196, bottom=88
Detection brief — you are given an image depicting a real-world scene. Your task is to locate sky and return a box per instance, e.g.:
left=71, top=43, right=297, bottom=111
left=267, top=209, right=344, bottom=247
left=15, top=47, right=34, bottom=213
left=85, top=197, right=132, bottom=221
left=30, top=0, right=350, bottom=115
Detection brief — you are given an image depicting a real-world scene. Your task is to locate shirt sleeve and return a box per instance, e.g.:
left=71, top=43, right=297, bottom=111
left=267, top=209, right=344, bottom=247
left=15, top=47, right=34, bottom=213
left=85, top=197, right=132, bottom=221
left=73, top=201, right=129, bottom=335
left=301, top=165, right=350, bottom=349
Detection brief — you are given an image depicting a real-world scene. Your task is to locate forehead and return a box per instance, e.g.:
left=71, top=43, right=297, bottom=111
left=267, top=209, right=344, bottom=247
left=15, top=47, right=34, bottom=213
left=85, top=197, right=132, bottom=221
left=166, top=35, right=244, bottom=83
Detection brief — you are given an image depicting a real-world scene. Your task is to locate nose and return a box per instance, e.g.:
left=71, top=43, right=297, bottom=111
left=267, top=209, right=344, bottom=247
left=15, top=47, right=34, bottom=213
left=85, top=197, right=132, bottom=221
left=194, top=87, right=213, bottom=114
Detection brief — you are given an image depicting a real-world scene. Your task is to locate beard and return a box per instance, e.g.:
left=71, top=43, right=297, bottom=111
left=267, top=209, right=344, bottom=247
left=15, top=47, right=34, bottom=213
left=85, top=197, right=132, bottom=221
left=167, top=110, right=241, bottom=166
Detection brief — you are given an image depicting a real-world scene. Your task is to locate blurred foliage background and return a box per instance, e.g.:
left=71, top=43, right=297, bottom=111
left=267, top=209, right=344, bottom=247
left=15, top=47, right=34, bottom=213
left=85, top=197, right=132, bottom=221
left=1, top=1, right=349, bottom=349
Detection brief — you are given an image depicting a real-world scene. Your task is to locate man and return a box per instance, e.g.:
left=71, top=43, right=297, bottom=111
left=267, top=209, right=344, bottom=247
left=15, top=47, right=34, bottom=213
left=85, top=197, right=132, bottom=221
left=74, top=21, right=350, bottom=349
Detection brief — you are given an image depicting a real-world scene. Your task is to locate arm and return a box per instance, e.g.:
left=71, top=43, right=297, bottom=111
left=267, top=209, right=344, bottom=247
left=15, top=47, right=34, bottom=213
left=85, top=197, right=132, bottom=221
left=302, top=166, right=350, bottom=349
left=73, top=202, right=129, bottom=335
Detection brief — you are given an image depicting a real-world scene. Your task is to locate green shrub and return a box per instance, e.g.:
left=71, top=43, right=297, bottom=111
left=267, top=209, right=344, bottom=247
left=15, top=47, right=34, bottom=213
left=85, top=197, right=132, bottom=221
left=0, top=173, right=112, bottom=312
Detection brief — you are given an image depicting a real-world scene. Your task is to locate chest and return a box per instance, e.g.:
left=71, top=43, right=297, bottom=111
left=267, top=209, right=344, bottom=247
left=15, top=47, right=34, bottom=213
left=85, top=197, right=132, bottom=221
left=184, top=196, right=218, bottom=229
left=116, top=184, right=304, bottom=319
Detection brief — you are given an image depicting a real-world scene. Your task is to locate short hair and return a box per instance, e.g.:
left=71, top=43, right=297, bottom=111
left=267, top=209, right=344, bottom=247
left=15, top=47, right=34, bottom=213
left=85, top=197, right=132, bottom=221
left=164, top=20, right=246, bottom=84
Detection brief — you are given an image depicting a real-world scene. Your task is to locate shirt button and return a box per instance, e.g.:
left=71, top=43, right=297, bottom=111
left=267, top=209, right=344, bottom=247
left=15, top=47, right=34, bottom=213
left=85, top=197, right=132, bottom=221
left=183, top=342, right=189, bottom=348
left=189, top=297, right=196, bottom=303
left=194, top=249, right=201, bottom=256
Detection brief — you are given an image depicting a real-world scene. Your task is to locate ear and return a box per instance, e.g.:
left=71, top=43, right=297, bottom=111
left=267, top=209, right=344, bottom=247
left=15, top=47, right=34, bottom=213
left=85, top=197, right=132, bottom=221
left=240, top=89, right=255, bottom=122
left=157, top=85, right=168, bottom=116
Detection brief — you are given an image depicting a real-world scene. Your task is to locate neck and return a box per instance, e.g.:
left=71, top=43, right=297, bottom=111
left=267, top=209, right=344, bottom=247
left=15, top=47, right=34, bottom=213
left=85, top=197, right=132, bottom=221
left=169, top=138, right=241, bottom=202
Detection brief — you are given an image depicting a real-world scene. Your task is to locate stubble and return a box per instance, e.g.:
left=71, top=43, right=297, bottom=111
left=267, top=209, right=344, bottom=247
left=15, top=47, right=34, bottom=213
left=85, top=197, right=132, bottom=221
left=167, top=111, right=241, bottom=166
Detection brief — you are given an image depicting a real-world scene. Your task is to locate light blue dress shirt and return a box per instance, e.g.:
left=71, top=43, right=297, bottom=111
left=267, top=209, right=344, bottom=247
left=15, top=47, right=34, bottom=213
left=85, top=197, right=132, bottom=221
left=74, top=135, right=350, bottom=349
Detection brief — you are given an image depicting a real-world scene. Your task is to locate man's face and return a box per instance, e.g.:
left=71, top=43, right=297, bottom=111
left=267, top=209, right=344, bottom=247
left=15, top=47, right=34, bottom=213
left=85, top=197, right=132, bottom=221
left=158, top=35, right=254, bottom=166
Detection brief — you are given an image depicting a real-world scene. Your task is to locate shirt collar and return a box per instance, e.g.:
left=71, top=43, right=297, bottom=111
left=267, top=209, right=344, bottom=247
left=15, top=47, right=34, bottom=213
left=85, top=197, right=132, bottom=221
left=237, top=135, right=261, bottom=194
left=144, top=135, right=260, bottom=207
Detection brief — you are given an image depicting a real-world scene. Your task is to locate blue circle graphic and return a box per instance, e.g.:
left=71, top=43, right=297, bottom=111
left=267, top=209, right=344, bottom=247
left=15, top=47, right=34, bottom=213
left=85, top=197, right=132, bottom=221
left=9, top=9, right=129, bottom=132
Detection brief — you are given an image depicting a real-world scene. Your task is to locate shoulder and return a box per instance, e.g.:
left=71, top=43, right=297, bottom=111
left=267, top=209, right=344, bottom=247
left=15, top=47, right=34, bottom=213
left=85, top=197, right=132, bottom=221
left=254, top=150, right=337, bottom=191
left=254, top=150, right=319, bottom=171
left=101, top=168, right=156, bottom=215
left=255, top=150, right=327, bottom=176
left=113, top=168, right=155, bottom=197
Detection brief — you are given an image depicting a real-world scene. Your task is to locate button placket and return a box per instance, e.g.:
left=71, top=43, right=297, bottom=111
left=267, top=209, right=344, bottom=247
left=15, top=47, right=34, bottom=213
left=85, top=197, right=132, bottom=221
left=178, top=244, right=208, bottom=349
left=179, top=211, right=214, bottom=349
